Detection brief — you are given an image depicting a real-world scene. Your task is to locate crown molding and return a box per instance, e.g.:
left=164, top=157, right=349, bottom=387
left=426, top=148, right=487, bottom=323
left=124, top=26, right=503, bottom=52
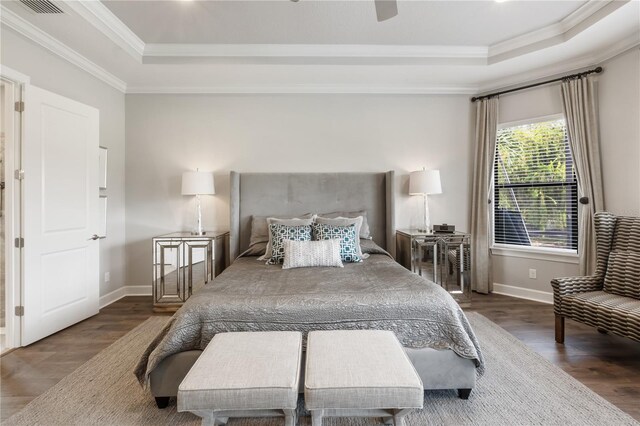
left=128, top=34, right=640, bottom=95
left=488, top=0, right=628, bottom=64
left=0, top=5, right=127, bottom=92
left=0, top=64, right=31, bottom=84
left=125, top=85, right=479, bottom=95
left=477, top=33, right=640, bottom=95
left=63, top=0, right=144, bottom=61
left=142, top=44, right=488, bottom=65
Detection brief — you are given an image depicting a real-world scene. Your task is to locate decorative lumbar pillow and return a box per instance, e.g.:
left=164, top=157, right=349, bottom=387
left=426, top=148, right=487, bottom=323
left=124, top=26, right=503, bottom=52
left=319, top=210, right=371, bottom=239
left=283, top=239, right=343, bottom=270
left=315, top=216, right=366, bottom=259
left=311, top=223, right=362, bottom=263
left=260, top=216, right=315, bottom=260
left=267, top=223, right=312, bottom=265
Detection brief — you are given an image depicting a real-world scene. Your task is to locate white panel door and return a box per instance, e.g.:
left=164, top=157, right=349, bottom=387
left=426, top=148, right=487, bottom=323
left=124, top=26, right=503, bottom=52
left=22, top=85, right=99, bottom=345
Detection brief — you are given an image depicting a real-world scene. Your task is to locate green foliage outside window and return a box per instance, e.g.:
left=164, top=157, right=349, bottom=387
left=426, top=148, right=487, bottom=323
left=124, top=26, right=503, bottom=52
left=495, top=119, right=577, bottom=248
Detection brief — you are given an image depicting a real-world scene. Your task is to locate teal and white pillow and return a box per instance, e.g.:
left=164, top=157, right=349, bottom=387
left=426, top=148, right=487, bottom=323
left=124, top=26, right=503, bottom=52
left=311, top=223, right=362, bottom=263
left=267, top=223, right=312, bottom=265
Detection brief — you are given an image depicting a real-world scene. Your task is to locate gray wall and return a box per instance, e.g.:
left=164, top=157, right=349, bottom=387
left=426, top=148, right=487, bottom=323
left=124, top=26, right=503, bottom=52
left=124, top=94, right=473, bottom=287
left=492, top=47, right=640, bottom=297
left=1, top=29, right=127, bottom=297
left=599, top=47, right=640, bottom=216
left=4, top=24, right=637, bottom=300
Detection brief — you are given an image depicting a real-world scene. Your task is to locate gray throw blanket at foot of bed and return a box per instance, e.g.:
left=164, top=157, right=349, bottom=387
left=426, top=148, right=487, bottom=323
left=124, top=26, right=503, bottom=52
left=135, top=251, right=484, bottom=386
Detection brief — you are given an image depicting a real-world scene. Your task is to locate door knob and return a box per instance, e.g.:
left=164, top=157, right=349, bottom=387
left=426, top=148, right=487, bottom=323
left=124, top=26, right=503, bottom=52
left=89, top=234, right=104, bottom=240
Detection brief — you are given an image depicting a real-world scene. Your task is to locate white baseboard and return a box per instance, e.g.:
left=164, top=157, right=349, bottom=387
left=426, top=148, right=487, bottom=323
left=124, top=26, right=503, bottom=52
left=493, top=283, right=553, bottom=304
left=99, top=285, right=152, bottom=309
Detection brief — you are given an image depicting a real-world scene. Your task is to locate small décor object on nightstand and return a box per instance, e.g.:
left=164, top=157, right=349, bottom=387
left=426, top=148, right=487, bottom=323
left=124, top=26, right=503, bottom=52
left=433, top=223, right=455, bottom=234
left=409, top=168, right=442, bottom=232
left=152, top=231, right=229, bottom=313
left=396, top=229, right=471, bottom=306
left=182, top=169, right=215, bottom=236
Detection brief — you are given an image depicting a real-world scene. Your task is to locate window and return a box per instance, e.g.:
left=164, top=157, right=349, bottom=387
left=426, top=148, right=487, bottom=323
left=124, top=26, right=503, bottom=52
left=493, top=117, right=578, bottom=252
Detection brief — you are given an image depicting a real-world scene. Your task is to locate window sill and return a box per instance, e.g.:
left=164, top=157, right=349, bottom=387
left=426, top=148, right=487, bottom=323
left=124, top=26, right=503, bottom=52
left=491, top=245, right=579, bottom=264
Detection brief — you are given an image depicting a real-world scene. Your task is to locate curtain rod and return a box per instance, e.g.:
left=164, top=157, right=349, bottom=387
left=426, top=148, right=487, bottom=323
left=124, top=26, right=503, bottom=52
left=470, top=66, right=603, bottom=103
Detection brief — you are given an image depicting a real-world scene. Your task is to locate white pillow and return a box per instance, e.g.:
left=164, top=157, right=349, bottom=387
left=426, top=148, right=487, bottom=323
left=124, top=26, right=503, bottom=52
left=283, top=239, right=344, bottom=270
left=319, top=210, right=371, bottom=239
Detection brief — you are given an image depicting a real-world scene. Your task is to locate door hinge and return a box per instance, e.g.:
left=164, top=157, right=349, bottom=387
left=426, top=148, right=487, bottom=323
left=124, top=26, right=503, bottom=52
left=14, top=237, right=24, bottom=248
left=15, top=169, right=24, bottom=180
left=15, top=306, right=24, bottom=317
left=14, top=101, right=24, bottom=112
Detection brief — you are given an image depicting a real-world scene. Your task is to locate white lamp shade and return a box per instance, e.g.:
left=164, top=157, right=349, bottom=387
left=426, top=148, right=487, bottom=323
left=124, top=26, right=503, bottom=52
left=181, top=171, right=215, bottom=195
left=409, top=169, right=442, bottom=195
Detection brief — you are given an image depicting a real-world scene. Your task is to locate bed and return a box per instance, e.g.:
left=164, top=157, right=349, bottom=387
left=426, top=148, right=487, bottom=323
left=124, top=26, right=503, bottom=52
left=136, top=171, right=483, bottom=408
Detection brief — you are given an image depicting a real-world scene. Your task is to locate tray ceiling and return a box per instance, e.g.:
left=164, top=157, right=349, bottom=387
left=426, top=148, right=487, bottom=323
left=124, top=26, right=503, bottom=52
left=0, top=0, right=638, bottom=94
left=101, top=0, right=586, bottom=46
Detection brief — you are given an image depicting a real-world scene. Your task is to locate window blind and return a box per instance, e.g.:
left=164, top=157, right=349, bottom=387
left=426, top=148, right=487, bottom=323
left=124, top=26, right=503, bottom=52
left=493, top=118, right=578, bottom=251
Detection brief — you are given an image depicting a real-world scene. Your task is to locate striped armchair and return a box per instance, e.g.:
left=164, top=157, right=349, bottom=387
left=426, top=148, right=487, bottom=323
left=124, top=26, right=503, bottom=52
left=551, top=212, right=640, bottom=343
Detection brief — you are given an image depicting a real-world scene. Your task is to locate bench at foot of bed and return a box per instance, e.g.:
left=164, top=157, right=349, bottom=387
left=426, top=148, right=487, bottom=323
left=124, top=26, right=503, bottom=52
left=150, top=346, right=476, bottom=408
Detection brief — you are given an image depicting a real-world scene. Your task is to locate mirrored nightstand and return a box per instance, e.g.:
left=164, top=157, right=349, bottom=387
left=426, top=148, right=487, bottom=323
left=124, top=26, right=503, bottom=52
left=152, top=231, right=229, bottom=312
left=396, top=229, right=472, bottom=306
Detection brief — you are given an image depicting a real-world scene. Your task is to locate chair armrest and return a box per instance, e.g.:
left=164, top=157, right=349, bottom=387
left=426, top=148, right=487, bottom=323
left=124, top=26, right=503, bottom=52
left=551, top=275, right=603, bottom=297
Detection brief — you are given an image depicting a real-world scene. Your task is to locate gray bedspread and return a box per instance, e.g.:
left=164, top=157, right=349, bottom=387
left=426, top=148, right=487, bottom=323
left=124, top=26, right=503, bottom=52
left=135, top=244, right=484, bottom=386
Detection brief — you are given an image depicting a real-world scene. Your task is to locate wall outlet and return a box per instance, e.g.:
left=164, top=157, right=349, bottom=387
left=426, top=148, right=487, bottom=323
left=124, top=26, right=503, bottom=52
left=105, top=272, right=110, bottom=282
left=528, top=269, right=537, bottom=279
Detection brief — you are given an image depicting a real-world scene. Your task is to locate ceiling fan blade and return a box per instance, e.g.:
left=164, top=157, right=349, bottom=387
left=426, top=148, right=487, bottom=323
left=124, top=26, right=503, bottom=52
left=374, top=0, right=398, bottom=22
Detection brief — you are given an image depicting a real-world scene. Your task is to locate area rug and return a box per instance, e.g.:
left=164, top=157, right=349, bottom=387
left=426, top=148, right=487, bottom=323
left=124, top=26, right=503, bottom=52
left=5, top=313, right=638, bottom=426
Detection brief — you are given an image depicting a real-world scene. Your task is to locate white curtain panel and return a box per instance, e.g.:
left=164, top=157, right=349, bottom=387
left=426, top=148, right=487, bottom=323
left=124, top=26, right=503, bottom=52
left=561, top=76, right=605, bottom=276
left=471, top=97, right=499, bottom=294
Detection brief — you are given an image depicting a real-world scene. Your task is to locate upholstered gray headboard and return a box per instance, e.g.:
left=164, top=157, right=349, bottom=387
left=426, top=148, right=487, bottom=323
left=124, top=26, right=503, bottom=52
left=229, top=171, right=395, bottom=261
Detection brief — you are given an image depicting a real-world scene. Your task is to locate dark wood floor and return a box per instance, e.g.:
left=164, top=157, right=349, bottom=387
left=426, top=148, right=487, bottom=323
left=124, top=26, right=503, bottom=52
left=1, top=294, right=639, bottom=422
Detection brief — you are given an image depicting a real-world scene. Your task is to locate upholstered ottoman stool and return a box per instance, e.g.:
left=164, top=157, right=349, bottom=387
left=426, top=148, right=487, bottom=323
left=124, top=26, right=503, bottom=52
left=304, top=330, right=424, bottom=426
left=178, top=331, right=302, bottom=426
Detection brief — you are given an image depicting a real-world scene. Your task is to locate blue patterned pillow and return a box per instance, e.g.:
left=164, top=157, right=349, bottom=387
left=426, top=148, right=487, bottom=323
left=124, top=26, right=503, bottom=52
left=311, top=223, right=362, bottom=263
left=267, top=223, right=312, bottom=265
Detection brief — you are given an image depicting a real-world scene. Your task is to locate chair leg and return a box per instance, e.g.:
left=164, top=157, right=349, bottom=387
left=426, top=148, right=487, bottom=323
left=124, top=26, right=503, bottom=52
left=555, top=315, right=565, bottom=344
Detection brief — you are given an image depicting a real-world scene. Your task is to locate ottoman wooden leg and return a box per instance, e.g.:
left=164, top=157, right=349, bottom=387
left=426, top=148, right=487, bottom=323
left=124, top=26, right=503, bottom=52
left=283, top=409, right=297, bottom=426
left=311, top=409, right=324, bottom=426
left=191, top=411, right=227, bottom=426
left=393, top=409, right=411, bottom=426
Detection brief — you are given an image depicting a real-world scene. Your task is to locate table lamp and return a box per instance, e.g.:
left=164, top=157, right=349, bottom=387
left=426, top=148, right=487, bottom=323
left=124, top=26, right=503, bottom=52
left=182, top=170, right=215, bottom=235
left=409, top=168, right=442, bottom=232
